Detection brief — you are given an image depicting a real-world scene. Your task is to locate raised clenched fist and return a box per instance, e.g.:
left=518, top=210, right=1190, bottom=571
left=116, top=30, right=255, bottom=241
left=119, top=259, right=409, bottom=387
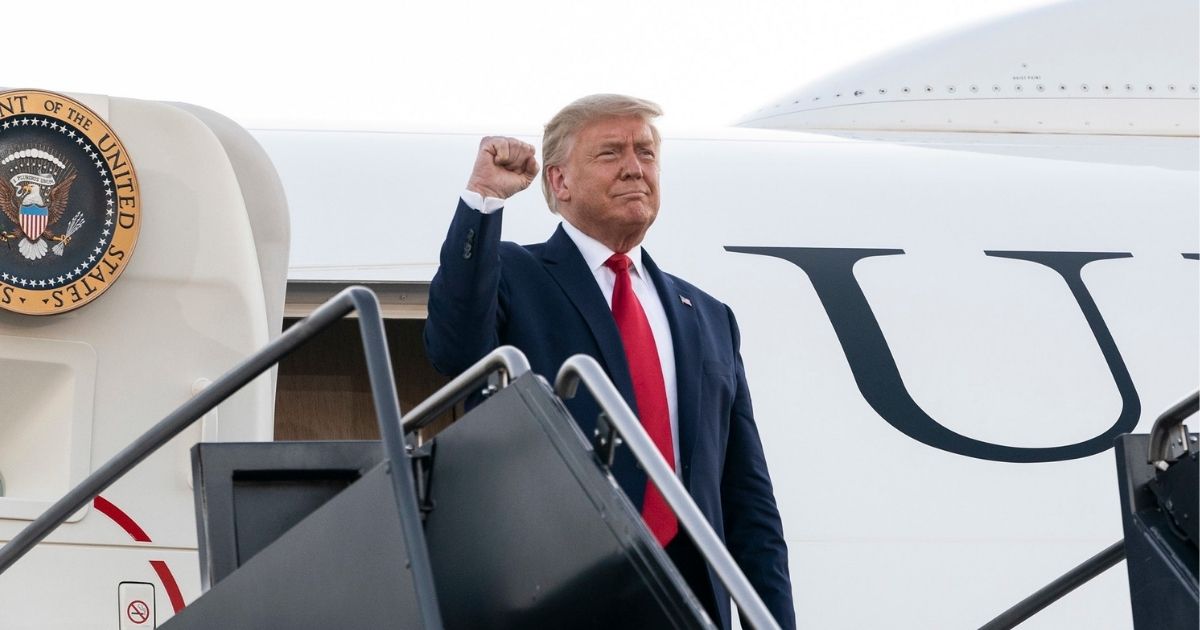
left=466, top=136, right=539, bottom=200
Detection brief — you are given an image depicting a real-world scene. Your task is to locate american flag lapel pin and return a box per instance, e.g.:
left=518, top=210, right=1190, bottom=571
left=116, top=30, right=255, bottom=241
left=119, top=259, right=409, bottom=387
left=679, top=295, right=692, bottom=307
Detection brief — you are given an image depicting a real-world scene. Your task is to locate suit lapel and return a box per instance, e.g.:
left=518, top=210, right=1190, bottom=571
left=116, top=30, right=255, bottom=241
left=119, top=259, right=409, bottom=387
left=642, top=250, right=701, bottom=490
left=540, top=225, right=637, bottom=411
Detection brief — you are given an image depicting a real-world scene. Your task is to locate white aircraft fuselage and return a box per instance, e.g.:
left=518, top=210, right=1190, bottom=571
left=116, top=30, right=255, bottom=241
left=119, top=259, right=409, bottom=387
left=0, top=0, right=1195, bottom=627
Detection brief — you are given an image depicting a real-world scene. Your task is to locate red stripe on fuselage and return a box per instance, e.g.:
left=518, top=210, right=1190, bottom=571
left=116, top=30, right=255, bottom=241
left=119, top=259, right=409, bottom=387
left=92, top=495, right=151, bottom=542
left=93, top=495, right=187, bottom=614
left=150, top=560, right=186, bottom=613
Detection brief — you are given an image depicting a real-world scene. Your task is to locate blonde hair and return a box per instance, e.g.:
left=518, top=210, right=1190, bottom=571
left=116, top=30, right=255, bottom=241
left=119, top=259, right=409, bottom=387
left=541, top=94, right=663, bottom=212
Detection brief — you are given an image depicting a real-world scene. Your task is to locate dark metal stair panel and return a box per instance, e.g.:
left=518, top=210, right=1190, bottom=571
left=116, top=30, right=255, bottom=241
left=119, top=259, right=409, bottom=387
left=423, top=373, right=714, bottom=629
left=191, top=440, right=385, bottom=589
left=162, top=463, right=428, bottom=630
left=1115, top=434, right=1200, bottom=630
left=1149, top=451, right=1199, bottom=549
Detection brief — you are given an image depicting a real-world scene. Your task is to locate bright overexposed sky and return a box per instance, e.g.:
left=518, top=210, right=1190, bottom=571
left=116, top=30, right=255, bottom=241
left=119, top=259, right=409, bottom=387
left=30, top=0, right=1056, bottom=131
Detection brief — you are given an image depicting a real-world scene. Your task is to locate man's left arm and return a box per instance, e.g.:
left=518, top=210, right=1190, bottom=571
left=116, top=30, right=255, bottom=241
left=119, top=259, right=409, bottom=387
left=719, top=305, right=797, bottom=629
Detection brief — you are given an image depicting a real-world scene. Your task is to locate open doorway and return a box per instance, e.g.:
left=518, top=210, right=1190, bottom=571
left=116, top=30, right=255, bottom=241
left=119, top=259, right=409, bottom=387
left=274, top=282, right=455, bottom=440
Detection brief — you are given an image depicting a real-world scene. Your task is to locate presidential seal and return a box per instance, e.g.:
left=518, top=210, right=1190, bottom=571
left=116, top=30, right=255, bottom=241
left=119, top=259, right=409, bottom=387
left=0, top=89, right=139, bottom=315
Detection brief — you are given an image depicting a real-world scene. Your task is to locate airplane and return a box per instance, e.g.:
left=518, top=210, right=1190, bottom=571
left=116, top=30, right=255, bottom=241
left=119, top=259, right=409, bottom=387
left=0, top=0, right=1195, bottom=627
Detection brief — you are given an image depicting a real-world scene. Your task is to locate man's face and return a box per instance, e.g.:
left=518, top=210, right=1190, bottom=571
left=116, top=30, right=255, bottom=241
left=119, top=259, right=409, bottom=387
left=554, top=116, right=660, bottom=252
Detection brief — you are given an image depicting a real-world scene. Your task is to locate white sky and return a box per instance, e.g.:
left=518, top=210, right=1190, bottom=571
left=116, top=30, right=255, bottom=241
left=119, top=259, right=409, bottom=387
left=32, top=0, right=1055, bottom=132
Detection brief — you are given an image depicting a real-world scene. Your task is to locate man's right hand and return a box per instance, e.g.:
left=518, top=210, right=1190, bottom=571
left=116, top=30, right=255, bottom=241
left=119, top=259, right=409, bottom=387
left=466, top=136, right=540, bottom=200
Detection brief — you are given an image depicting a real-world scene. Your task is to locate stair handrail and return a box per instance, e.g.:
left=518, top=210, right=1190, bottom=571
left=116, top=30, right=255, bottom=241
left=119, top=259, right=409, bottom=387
left=555, top=353, right=783, bottom=630
left=401, top=345, right=530, bottom=435
left=1148, top=390, right=1199, bottom=469
left=0, top=286, right=445, bottom=630
left=977, top=540, right=1126, bottom=630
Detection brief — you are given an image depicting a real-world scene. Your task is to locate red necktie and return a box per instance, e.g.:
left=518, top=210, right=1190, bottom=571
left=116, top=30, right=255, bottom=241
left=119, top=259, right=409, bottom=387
left=604, top=253, right=678, bottom=547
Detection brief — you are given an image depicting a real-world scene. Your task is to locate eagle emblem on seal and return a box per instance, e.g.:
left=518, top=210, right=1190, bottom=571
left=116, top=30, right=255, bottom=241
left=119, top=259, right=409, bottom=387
left=0, top=147, right=80, bottom=260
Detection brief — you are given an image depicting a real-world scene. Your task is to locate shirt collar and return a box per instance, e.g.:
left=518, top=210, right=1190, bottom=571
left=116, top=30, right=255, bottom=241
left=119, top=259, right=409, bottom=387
left=560, top=219, right=646, bottom=279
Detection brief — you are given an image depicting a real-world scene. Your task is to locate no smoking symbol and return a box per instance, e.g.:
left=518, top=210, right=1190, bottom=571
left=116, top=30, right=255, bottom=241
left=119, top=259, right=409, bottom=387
left=127, top=600, right=150, bottom=624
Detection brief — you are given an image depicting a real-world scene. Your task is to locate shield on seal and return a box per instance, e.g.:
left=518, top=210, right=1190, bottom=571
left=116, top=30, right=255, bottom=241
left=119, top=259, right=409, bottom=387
left=19, top=204, right=47, bottom=239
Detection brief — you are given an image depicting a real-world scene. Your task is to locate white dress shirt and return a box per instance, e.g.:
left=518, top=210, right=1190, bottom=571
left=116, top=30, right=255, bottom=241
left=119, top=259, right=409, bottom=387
left=460, top=191, right=680, bottom=471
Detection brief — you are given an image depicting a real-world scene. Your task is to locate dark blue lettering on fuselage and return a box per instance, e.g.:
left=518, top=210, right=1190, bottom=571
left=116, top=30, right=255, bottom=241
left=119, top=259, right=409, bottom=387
left=726, top=247, right=1199, bottom=463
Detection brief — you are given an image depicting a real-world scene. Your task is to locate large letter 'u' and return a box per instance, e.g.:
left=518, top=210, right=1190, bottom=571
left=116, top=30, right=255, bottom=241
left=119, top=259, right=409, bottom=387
left=726, top=247, right=1141, bottom=463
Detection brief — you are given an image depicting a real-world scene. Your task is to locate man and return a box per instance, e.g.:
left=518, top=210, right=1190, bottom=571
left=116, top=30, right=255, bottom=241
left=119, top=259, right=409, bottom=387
left=424, top=94, right=794, bottom=629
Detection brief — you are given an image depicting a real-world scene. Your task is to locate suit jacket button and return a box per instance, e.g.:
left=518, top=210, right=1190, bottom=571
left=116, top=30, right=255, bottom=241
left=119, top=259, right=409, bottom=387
left=463, top=229, right=476, bottom=258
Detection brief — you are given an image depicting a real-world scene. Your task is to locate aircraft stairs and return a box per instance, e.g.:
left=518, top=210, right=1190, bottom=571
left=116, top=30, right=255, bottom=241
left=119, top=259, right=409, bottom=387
left=979, top=393, right=1198, bottom=629
left=0, top=287, right=781, bottom=629
left=0, top=287, right=1194, bottom=628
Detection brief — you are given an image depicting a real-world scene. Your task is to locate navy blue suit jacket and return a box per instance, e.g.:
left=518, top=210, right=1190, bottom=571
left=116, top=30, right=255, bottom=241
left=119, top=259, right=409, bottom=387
left=424, top=200, right=794, bottom=629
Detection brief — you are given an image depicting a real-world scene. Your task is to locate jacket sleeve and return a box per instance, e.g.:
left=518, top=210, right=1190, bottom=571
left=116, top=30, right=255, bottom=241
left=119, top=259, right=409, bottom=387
left=719, top=305, right=796, bottom=629
left=423, top=198, right=506, bottom=376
